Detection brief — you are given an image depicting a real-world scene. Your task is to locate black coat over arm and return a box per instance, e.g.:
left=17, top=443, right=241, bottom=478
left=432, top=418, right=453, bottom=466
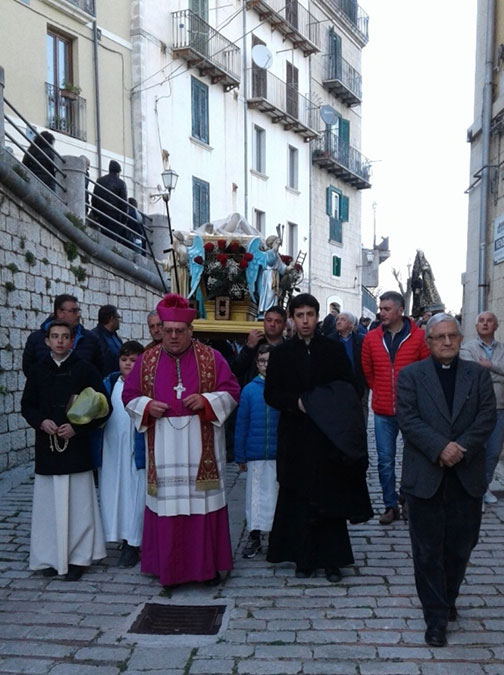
left=264, top=334, right=371, bottom=520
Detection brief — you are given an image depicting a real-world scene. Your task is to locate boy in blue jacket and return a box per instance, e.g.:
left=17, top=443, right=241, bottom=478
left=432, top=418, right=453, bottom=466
left=234, top=344, right=280, bottom=558
left=98, top=341, right=146, bottom=567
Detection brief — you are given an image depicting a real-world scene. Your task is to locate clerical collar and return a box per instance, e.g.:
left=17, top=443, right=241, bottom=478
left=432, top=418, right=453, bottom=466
left=433, top=355, right=459, bottom=370
left=51, top=351, right=72, bottom=367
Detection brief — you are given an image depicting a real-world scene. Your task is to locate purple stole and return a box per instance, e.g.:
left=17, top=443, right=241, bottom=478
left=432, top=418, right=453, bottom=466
left=141, top=340, right=220, bottom=496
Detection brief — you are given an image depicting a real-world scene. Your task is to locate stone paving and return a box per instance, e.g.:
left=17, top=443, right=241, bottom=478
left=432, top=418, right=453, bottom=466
left=0, top=427, right=504, bottom=675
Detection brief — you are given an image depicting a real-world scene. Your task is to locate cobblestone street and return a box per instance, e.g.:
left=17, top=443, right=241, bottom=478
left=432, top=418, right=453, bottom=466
left=0, top=425, right=503, bottom=675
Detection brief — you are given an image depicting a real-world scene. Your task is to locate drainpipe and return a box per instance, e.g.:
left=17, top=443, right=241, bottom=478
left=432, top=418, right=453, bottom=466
left=0, top=66, right=5, bottom=147
left=478, top=0, right=495, bottom=312
left=93, top=20, right=102, bottom=175
left=242, top=6, right=248, bottom=220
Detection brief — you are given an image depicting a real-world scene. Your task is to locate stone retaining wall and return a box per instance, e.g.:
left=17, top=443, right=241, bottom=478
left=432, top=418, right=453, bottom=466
left=0, top=181, right=162, bottom=472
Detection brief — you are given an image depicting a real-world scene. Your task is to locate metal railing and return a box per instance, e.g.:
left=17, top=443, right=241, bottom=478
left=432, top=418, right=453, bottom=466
left=248, top=0, right=320, bottom=50
left=46, top=83, right=87, bottom=142
left=324, top=53, right=362, bottom=100
left=66, top=0, right=95, bottom=15
left=313, top=130, right=370, bottom=182
left=3, top=95, right=67, bottom=194
left=326, top=0, right=369, bottom=42
left=248, top=68, right=317, bottom=132
left=171, top=9, right=241, bottom=81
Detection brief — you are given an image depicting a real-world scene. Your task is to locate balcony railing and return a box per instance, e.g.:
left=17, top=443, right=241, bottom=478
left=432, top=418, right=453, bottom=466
left=312, top=130, right=370, bottom=189
left=171, top=10, right=240, bottom=90
left=246, top=0, right=320, bottom=55
left=326, top=0, right=369, bottom=45
left=66, top=0, right=95, bottom=15
left=247, top=68, right=318, bottom=141
left=322, top=54, right=362, bottom=107
left=46, top=83, right=87, bottom=142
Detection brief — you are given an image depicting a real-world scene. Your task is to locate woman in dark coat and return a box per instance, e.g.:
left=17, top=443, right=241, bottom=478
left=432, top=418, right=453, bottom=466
left=22, top=130, right=56, bottom=191
left=264, top=293, right=372, bottom=582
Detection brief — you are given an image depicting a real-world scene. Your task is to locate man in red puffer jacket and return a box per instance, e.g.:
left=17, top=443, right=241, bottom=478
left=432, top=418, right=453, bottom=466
left=362, top=291, right=430, bottom=525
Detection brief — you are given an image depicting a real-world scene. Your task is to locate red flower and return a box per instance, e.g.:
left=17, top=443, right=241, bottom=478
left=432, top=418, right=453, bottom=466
left=204, top=242, right=214, bottom=252
left=194, top=256, right=203, bottom=264
left=217, top=239, right=226, bottom=250
left=217, top=253, right=228, bottom=267
left=295, top=263, right=302, bottom=271
left=243, top=252, right=254, bottom=262
left=281, top=255, right=293, bottom=264
left=239, top=259, right=248, bottom=269
left=229, top=240, right=240, bottom=253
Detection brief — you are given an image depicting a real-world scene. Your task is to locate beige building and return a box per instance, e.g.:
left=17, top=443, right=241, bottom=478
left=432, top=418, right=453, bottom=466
left=1, top=0, right=133, bottom=188
left=464, top=0, right=504, bottom=335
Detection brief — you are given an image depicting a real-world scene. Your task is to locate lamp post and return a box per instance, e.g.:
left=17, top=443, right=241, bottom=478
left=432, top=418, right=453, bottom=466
left=161, top=169, right=180, bottom=294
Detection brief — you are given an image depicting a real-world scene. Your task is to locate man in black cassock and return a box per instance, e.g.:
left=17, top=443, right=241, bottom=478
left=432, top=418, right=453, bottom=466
left=265, top=293, right=373, bottom=582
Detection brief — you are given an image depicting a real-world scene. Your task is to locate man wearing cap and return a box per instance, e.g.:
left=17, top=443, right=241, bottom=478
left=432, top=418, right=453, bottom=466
left=91, top=160, right=128, bottom=242
left=122, top=294, right=240, bottom=587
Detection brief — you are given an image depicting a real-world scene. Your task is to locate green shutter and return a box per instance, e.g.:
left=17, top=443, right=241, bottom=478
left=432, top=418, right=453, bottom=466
left=332, top=255, right=341, bottom=277
left=340, top=195, right=349, bottom=222
left=193, top=177, right=210, bottom=228
left=329, top=217, right=342, bottom=243
left=191, top=77, right=209, bottom=144
left=329, top=28, right=342, bottom=79
left=339, top=118, right=350, bottom=144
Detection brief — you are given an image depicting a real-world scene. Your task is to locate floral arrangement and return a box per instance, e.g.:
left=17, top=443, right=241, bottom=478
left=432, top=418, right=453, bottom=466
left=194, top=239, right=254, bottom=300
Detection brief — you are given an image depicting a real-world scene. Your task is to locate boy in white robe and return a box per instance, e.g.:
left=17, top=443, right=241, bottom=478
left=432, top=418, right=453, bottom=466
left=98, top=341, right=146, bottom=567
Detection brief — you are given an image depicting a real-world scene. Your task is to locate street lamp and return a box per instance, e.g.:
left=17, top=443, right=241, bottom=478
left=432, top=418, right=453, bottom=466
left=161, top=168, right=179, bottom=199
left=161, top=168, right=180, bottom=293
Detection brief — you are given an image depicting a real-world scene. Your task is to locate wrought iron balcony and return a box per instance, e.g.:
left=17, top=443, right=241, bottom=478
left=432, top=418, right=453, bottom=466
left=322, top=54, right=362, bottom=107
left=325, top=0, right=369, bottom=46
left=312, top=130, right=370, bottom=189
left=246, top=0, right=320, bottom=55
left=171, top=10, right=240, bottom=91
left=246, top=68, right=318, bottom=141
left=46, top=83, right=87, bottom=141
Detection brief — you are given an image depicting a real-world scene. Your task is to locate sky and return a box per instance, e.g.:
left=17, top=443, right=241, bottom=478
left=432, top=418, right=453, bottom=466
left=360, top=0, right=477, bottom=314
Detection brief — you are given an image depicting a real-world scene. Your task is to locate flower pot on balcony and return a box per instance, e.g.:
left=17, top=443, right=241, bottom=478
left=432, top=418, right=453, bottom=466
left=61, top=88, right=78, bottom=101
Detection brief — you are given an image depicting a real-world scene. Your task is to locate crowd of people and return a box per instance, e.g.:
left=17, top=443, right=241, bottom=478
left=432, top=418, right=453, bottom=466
left=20, top=290, right=502, bottom=649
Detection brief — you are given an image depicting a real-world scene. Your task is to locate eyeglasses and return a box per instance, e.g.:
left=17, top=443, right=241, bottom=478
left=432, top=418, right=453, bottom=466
left=427, top=333, right=460, bottom=342
left=61, top=307, right=81, bottom=314
left=257, top=358, right=269, bottom=365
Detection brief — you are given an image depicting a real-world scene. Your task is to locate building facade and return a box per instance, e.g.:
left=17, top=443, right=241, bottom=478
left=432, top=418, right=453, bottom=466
left=464, top=0, right=504, bottom=335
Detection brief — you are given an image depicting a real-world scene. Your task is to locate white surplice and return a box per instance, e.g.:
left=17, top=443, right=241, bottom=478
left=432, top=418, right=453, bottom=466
left=125, top=391, right=236, bottom=517
left=99, top=379, right=146, bottom=546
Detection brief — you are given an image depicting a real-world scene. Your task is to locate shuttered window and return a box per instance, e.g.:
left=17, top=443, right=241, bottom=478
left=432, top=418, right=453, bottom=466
left=332, top=255, right=342, bottom=277
left=191, top=77, right=209, bottom=144
left=193, top=177, right=210, bottom=228
left=326, top=186, right=348, bottom=244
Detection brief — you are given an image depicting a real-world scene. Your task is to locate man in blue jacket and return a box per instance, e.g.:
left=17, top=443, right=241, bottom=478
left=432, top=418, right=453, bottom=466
left=23, top=294, right=104, bottom=376
left=91, top=304, right=123, bottom=375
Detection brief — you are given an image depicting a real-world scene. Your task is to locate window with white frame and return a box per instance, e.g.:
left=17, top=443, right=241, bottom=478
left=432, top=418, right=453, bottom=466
left=254, top=209, right=265, bottom=235
left=287, top=145, right=298, bottom=190
left=287, top=222, right=298, bottom=259
left=253, top=125, right=266, bottom=174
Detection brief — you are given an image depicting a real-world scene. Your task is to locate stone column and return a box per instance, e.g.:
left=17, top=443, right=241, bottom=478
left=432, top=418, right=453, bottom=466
left=61, top=154, right=87, bottom=224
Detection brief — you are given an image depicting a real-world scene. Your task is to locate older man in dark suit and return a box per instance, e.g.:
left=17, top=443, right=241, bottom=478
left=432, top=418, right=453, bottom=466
left=397, top=313, right=496, bottom=648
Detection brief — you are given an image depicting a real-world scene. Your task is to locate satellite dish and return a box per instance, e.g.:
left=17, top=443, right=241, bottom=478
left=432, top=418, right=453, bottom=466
left=320, top=105, right=338, bottom=126
left=251, top=44, right=273, bottom=69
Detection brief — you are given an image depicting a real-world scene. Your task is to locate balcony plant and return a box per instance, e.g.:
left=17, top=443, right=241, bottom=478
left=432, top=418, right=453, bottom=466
left=60, top=81, right=82, bottom=100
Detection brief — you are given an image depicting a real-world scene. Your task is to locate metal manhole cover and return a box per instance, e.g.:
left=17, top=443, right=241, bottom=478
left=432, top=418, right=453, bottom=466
left=128, top=604, right=226, bottom=635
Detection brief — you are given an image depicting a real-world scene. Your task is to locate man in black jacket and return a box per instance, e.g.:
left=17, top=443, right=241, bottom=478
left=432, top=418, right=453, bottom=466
left=91, top=160, right=128, bottom=242
left=232, top=306, right=287, bottom=387
left=264, top=294, right=372, bottom=583
left=91, top=304, right=123, bottom=375
left=23, top=294, right=104, bottom=377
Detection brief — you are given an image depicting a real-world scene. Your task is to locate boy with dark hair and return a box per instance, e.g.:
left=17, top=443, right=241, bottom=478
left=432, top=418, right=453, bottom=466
left=21, top=320, right=109, bottom=581
left=98, top=340, right=146, bottom=568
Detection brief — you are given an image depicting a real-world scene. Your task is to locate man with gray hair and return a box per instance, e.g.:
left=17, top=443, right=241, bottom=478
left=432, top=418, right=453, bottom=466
left=145, top=310, right=163, bottom=350
left=329, top=311, right=367, bottom=421
left=460, top=311, right=504, bottom=504
left=397, top=314, right=496, bottom=647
